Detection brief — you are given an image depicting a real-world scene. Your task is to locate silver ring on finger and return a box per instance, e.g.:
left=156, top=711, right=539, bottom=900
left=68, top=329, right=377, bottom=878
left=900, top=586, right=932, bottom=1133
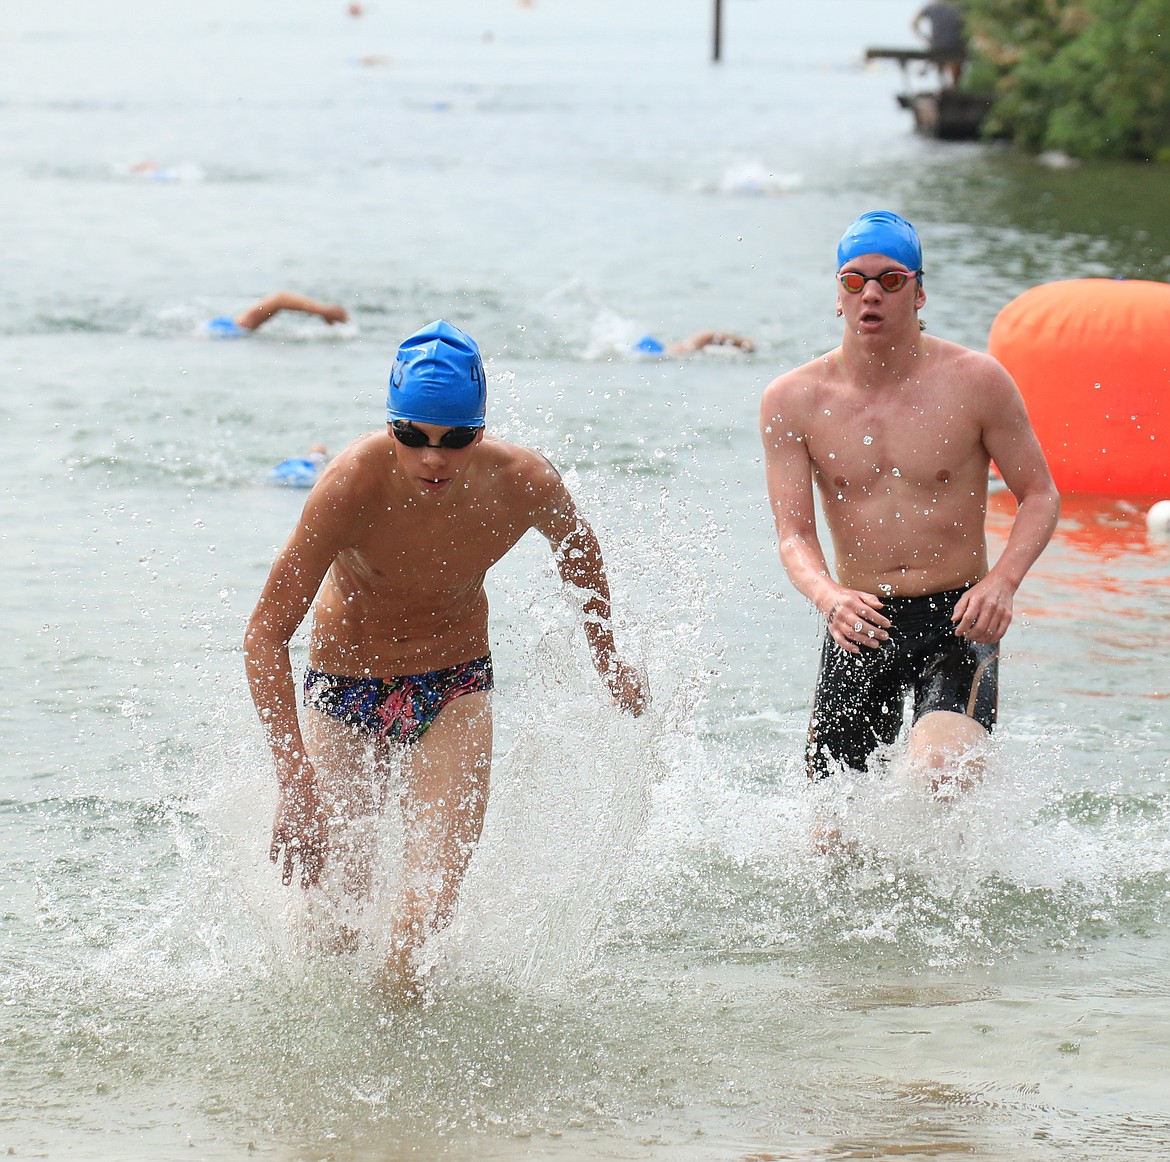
left=853, top=621, right=864, bottom=632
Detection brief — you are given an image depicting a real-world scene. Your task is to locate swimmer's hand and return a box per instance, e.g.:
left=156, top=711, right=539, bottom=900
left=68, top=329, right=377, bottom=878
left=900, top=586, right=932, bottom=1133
left=824, top=588, right=891, bottom=654
left=270, top=769, right=328, bottom=889
left=606, top=659, right=649, bottom=717
left=951, top=575, right=1014, bottom=644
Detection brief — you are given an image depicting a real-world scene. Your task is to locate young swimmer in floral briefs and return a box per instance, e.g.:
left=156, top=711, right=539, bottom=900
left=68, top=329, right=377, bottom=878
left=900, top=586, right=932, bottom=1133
left=246, top=321, right=646, bottom=999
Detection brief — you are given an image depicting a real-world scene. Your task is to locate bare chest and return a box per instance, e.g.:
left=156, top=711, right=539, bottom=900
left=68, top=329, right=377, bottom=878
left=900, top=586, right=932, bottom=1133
left=807, top=389, right=983, bottom=499
left=339, top=496, right=533, bottom=599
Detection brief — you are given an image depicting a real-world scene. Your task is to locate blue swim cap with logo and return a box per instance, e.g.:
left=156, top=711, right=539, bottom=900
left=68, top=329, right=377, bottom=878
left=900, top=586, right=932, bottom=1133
left=836, top=210, right=923, bottom=276
left=387, top=319, right=487, bottom=428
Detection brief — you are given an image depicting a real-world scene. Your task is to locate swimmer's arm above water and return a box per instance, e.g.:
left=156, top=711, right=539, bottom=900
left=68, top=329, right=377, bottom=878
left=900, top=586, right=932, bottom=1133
left=244, top=543, right=330, bottom=888
left=760, top=375, right=890, bottom=654
left=950, top=358, right=1060, bottom=644
left=528, top=460, right=647, bottom=716
left=244, top=455, right=375, bottom=886
left=665, top=330, right=755, bottom=356
left=235, top=291, right=349, bottom=331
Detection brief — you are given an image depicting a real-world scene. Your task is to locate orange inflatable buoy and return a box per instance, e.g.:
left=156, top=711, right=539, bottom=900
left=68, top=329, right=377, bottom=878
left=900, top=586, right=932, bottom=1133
left=988, top=278, right=1170, bottom=496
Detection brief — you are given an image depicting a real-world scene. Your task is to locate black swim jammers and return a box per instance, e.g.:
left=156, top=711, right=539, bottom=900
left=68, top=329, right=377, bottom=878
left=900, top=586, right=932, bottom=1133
left=806, top=588, right=998, bottom=779
left=304, top=655, right=493, bottom=746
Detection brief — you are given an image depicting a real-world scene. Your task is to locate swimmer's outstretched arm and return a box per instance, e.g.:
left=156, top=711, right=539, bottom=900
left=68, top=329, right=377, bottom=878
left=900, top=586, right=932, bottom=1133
left=665, top=330, right=755, bottom=356
left=235, top=292, right=349, bottom=331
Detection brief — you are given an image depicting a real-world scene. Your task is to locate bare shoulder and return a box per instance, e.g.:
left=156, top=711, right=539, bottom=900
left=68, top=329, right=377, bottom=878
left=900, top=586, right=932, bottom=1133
left=476, top=435, right=564, bottom=495
left=930, top=337, right=1026, bottom=406
left=270, top=431, right=391, bottom=559
left=473, top=437, right=577, bottom=538
left=760, top=349, right=839, bottom=435
left=306, top=429, right=390, bottom=510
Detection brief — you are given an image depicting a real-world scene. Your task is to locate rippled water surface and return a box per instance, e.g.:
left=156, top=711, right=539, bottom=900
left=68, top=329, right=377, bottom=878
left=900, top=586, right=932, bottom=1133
left=3, top=1, right=1170, bottom=1159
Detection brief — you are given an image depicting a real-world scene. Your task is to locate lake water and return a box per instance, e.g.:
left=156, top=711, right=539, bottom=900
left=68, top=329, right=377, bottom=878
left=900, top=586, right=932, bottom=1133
left=3, top=1, right=1170, bottom=1159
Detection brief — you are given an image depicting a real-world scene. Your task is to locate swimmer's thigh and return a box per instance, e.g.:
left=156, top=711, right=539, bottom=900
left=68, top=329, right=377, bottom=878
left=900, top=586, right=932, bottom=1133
left=909, top=638, right=998, bottom=772
left=303, top=709, right=393, bottom=900
left=912, top=638, right=998, bottom=729
left=399, top=691, right=493, bottom=882
left=807, top=637, right=902, bottom=778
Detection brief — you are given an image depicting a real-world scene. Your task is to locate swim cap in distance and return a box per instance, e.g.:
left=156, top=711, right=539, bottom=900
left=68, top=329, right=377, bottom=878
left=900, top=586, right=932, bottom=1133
left=204, top=315, right=248, bottom=338
left=387, top=319, right=486, bottom=428
left=836, top=210, right=923, bottom=277
left=632, top=335, right=665, bottom=355
left=268, top=457, right=322, bottom=488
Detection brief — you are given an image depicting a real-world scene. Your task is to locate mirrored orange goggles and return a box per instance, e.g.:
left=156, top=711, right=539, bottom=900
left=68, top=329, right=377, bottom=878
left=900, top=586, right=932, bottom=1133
left=837, top=269, right=921, bottom=293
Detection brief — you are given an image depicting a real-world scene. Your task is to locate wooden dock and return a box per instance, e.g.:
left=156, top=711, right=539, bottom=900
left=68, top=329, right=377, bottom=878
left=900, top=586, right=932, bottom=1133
left=896, top=89, right=994, bottom=140
left=865, top=46, right=965, bottom=72
left=865, top=46, right=992, bottom=141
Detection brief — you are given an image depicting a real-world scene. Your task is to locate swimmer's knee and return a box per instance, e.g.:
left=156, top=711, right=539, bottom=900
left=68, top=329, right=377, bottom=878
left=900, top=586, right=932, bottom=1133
left=909, top=711, right=988, bottom=791
left=911, top=712, right=986, bottom=757
left=913, top=710, right=987, bottom=741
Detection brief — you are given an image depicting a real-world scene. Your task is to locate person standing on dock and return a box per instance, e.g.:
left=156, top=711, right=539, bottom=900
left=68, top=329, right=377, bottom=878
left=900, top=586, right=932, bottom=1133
left=759, top=210, right=1059, bottom=794
left=912, top=1, right=967, bottom=86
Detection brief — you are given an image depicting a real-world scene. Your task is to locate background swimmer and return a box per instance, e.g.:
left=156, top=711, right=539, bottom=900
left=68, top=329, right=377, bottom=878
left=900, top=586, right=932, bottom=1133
left=632, top=330, right=755, bottom=356
left=267, top=444, right=331, bottom=489
left=204, top=292, right=349, bottom=338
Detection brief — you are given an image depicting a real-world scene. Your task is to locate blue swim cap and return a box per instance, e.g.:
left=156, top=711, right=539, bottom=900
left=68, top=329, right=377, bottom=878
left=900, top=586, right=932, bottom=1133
left=836, top=210, right=923, bottom=276
left=268, top=457, right=322, bottom=488
left=204, top=315, right=247, bottom=338
left=387, top=320, right=486, bottom=428
left=632, top=335, right=665, bottom=355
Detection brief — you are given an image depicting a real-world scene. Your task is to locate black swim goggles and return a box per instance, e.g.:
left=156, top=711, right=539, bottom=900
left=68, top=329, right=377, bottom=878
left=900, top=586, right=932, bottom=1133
left=837, top=269, right=921, bottom=293
left=391, top=420, right=481, bottom=450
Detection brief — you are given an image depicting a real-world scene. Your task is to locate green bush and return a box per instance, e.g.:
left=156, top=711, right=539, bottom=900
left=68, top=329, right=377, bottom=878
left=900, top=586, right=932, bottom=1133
left=963, top=0, right=1170, bottom=159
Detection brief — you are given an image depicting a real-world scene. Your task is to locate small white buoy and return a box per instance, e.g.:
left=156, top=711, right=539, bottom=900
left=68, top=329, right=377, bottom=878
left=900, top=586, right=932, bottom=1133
left=1146, top=499, right=1170, bottom=534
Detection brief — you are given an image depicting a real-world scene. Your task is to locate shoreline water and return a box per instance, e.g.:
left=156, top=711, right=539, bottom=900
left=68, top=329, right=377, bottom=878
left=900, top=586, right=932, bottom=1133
left=4, top=1, right=1170, bottom=1158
